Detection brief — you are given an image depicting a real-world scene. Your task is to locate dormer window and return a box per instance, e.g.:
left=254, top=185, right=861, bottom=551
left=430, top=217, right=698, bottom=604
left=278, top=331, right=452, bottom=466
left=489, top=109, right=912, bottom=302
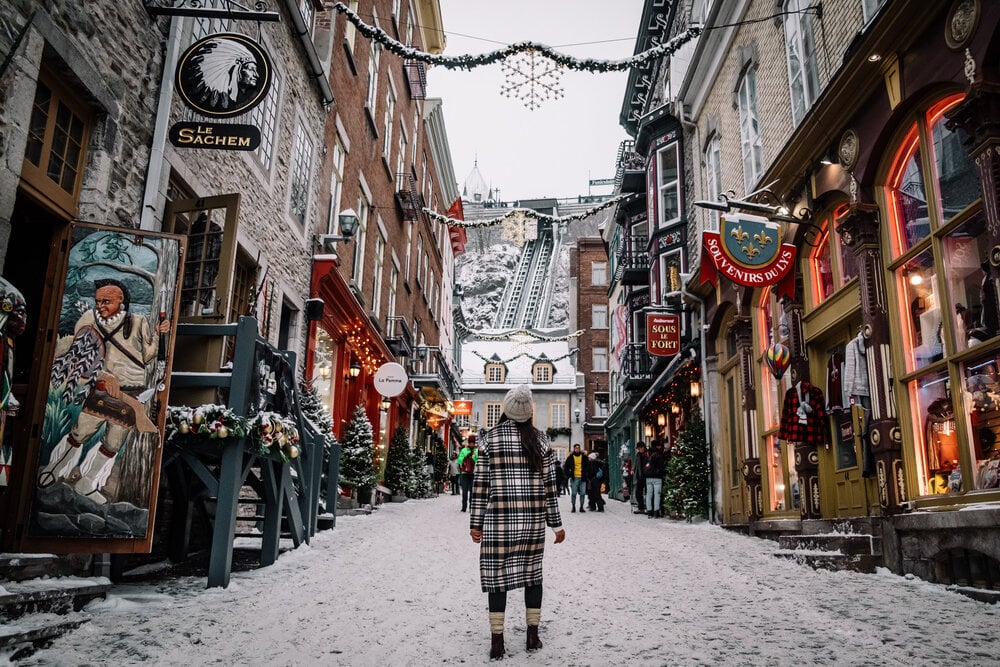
left=533, top=355, right=554, bottom=384
left=485, top=353, right=507, bottom=383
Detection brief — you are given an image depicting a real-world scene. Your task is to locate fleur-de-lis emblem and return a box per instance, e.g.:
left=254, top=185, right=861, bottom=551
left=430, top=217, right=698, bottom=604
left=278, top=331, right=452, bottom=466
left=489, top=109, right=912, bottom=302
left=730, top=225, right=749, bottom=243
left=754, top=231, right=773, bottom=246
left=742, top=244, right=761, bottom=259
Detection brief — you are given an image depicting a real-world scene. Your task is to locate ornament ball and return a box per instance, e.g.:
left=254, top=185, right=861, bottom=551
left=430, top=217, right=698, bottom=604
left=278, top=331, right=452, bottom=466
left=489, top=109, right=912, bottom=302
left=193, top=412, right=204, bottom=425
left=217, top=425, right=229, bottom=439
left=287, top=444, right=299, bottom=459
left=179, top=421, right=190, bottom=434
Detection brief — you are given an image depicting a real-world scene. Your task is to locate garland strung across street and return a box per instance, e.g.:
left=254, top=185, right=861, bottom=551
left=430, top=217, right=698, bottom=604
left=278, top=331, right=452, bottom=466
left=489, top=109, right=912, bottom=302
left=330, top=2, right=701, bottom=72
left=472, top=349, right=578, bottom=365
left=426, top=193, right=631, bottom=228
left=457, top=322, right=584, bottom=342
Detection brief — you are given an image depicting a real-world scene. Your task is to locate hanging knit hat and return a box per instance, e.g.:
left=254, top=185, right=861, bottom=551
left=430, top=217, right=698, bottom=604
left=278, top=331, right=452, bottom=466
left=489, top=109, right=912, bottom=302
left=502, top=385, right=534, bottom=423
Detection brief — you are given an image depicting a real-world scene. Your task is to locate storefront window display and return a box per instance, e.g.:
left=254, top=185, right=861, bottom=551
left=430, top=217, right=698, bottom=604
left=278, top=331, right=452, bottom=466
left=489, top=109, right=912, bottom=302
left=757, top=289, right=797, bottom=512
left=962, top=353, right=1000, bottom=491
left=885, top=94, right=995, bottom=499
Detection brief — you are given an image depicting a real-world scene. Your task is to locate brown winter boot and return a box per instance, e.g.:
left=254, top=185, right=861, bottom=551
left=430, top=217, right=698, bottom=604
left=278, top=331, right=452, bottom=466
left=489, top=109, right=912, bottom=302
left=490, top=633, right=505, bottom=660
left=526, top=608, right=542, bottom=651
left=489, top=612, right=505, bottom=660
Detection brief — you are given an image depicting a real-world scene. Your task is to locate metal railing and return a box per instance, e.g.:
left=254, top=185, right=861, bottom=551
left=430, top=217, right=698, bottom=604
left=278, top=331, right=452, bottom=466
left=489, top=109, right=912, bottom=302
left=384, top=315, right=412, bottom=357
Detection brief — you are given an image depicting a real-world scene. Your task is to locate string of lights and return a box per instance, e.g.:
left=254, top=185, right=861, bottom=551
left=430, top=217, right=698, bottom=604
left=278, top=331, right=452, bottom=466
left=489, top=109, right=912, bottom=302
left=426, top=193, right=632, bottom=228
left=457, top=322, right=584, bottom=342
left=330, top=2, right=701, bottom=72
left=471, top=349, right=578, bottom=365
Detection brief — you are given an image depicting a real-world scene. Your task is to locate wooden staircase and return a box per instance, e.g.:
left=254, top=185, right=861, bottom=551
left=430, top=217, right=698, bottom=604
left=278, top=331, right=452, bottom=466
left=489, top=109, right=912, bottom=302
left=773, top=519, right=882, bottom=573
left=0, top=555, right=109, bottom=660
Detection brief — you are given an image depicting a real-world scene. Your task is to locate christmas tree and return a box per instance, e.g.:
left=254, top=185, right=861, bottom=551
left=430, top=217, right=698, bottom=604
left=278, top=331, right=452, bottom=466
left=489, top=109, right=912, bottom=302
left=404, top=440, right=433, bottom=499
left=340, top=403, right=377, bottom=493
left=298, top=381, right=339, bottom=508
left=663, top=409, right=710, bottom=521
left=383, top=426, right=411, bottom=495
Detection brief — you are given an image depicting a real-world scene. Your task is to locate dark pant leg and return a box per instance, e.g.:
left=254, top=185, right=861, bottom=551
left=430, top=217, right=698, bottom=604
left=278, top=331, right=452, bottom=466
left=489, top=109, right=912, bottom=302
left=488, top=591, right=507, bottom=613
left=524, top=584, right=542, bottom=609
left=460, top=474, right=472, bottom=509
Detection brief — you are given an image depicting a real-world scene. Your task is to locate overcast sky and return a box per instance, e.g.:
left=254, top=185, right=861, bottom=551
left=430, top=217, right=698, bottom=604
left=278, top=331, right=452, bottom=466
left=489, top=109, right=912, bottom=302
left=427, top=1, right=645, bottom=203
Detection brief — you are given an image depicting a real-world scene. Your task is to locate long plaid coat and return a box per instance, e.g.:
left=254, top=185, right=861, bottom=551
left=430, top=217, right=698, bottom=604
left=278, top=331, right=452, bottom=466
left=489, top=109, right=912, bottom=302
left=469, top=421, right=562, bottom=593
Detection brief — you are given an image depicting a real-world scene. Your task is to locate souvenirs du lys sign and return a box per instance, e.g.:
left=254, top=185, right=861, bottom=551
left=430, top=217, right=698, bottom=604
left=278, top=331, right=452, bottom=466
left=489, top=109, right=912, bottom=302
left=170, top=33, right=273, bottom=151
left=700, top=213, right=797, bottom=298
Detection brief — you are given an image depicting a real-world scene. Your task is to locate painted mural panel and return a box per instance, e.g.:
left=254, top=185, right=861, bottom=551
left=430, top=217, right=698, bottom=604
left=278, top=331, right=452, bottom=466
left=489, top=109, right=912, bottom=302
left=30, top=223, right=183, bottom=542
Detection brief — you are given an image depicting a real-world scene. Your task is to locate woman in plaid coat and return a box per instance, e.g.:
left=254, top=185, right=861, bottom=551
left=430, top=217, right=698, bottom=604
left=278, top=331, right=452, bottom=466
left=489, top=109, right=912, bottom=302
left=470, top=385, right=565, bottom=660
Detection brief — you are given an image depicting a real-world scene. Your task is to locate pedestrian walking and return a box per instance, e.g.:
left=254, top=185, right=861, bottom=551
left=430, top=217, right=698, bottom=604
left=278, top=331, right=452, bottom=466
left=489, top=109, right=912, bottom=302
left=562, top=443, right=590, bottom=513
left=554, top=461, right=567, bottom=495
left=586, top=452, right=606, bottom=512
left=458, top=436, right=478, bottom=512
left=633, top=442, right=648, bottom=514
left=469, top=385, right=565, bottom=660
left=645, top=440, right=666, bottom=518
left=447, top=451, right=460, bottom=495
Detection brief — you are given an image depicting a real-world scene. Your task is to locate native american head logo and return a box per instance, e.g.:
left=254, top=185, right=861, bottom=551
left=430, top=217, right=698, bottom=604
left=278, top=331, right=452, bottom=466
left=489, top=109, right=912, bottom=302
left=176, top=33, right=272, bottom=118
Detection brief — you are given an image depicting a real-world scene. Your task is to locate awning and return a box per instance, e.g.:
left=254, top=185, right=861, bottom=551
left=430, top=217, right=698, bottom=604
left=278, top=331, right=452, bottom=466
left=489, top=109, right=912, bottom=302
left=637, top=340, right=700, bottom=408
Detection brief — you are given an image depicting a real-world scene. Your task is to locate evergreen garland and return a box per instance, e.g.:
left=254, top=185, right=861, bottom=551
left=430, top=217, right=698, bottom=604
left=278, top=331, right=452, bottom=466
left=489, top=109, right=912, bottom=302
left=340, top=404, right=377, bottom=491
left=383, top=426, right=411, bottom=495
left=663, top=409, right=710, bottom=521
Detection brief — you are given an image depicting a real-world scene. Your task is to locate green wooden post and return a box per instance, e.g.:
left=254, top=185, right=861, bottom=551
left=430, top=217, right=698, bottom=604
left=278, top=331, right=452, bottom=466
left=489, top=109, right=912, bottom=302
left=259, top=458, right=281, bottom=567
left=207, top=317, right=257, bottom=589
left=326, top=443, right=341, bottom=528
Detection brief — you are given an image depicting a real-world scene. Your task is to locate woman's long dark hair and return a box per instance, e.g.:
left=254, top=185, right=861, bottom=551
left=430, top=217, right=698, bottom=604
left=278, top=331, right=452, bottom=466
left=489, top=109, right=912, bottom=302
left=499, top=413, right=544, bottom=473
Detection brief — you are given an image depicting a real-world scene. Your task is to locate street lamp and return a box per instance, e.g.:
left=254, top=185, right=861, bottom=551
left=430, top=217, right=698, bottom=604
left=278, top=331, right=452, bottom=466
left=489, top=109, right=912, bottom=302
left=317, top=361, right=332, bottom=380
left=315, top=208, right=361, bottom=252
left=380, top=396, right=391, bottom=411
left=347, top=358, right=361, bottom=380
left=690, top=380, right=701, bottom=398
left=574, top=408, right=580, bottom=423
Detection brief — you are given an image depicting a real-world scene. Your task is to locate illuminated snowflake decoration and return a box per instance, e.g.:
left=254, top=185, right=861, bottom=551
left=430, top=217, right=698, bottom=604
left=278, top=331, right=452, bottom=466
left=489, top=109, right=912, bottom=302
left=500, top=49, right=564, bottom=110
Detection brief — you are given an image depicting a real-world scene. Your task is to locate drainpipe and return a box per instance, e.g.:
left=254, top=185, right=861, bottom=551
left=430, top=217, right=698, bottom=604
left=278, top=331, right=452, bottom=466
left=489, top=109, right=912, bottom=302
left=139, top=16, right=182, bottom=231
left=283, top=0, right=335, bottom=107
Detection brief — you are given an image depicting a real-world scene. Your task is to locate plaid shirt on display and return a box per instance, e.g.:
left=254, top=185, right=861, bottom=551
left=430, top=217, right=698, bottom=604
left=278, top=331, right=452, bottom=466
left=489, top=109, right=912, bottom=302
left=778, top=381, right=828, bottom=445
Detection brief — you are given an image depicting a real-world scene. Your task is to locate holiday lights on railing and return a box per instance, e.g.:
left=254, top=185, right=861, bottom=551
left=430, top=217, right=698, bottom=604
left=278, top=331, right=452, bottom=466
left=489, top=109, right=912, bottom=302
left=457, top=322, right=584, bottom=342
left=426, top=193, right=632, bottom=228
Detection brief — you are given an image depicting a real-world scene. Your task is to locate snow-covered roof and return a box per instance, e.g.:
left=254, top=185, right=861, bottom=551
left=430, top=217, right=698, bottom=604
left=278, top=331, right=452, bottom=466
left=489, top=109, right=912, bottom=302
left=461, top=333, right=577, bottom=389
left=462, top=163, right=491, bottom=203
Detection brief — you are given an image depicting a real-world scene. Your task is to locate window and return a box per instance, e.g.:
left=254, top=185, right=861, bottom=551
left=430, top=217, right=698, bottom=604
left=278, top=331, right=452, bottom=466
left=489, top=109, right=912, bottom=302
left=550, top=403, right=568, bottom=429
left=485, top=403, right=502, bottom=428
left=297, top=0, right=315, bottom=38
left=383, top=84, right=395, bottom=158
left=326, top=136, right=345, bottom=234
left=289, top=121, right=313, bottom=228
left=165, top=193, right=241, bottom=322
left=784, top=0, right=820, bottom=126
left=411, top=109, right=419, bottom=166
left=396, top=123, right=407, bottom=180
left=863, top=0, right=887, bottom=22
left=809, top=205, right=858, bottom=305
left=392, top=0, right=401, bottom=21
left=278, top=299, right=299, bottom=351
left=594, top=393, right=609, bottom=418
left=415, top=234, right=423, bottom=286
left=352, top=191, right=370, bottom=287
left=405, top=1, right=415, bottom=45
left=704, top=133, right=722, bottom=229
left=592, top=304, right=608, bottom=329
left=486, top=363, right=506, bottom=383
left=593, top=347, right=608, bottom=372
left=372, top=227, right=386, bottom=318
left=657, top=141, right=681, bottom=227
left=366, top=40, right=381, bottom=112
left=404, top=221, right=414, bottom=283
left=883, top=95, right=990, bottom=496
left=592, top=261, right=608, bottom=286
left=249, top=70, right=281, bottom=172
left=343, top=0, right=359, bottom=56
left=388, top=260, right=399, bottom=319
left=21, top=70, right=92, bottom=216
left=737, top=66, right=763, bottom=193
left=534, top=362, right=553, bottom=383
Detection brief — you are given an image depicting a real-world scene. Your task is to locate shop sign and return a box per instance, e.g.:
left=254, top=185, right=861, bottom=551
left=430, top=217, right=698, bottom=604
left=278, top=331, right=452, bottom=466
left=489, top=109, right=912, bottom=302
left=646, top=313, right=680, bottom=357
left=453, top=400, right=472, bottom=416
left=700, top=213, right=797, bottom=297
left=169, top=122, right=260, bottom=151
left=171, top=32, right=272, bottom=150
left=374, top=362, right=408, bottom=397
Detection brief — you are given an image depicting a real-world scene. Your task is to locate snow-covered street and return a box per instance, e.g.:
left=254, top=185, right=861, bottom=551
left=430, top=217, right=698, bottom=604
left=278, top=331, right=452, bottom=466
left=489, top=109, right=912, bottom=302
left=23, top=494, right=999, bottom=666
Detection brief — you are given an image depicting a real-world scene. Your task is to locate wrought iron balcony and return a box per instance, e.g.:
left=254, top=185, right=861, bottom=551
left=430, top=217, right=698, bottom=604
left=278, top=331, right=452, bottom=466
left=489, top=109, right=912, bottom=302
left=384, top=316, right=412, bottom=357
left=409, top=346, right=459, bottom=399
left=395, top=172, right=424, bottom=222
left=615, top=139, right=645, bottom=193
left=622, top=343, right=652, bottom=391
left=618, top=234, right=649, bottom=286
left=405, top=60, right=427, bottom=100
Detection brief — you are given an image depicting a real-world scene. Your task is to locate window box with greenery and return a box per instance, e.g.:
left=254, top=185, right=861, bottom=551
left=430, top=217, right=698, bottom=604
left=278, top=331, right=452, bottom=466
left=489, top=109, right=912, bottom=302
left=546, top=427, right=571, bottom=440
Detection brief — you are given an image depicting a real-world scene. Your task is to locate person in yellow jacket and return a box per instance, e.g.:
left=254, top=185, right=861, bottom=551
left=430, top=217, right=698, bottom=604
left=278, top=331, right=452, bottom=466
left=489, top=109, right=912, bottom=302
left=562, top=443, right=590, bottom=513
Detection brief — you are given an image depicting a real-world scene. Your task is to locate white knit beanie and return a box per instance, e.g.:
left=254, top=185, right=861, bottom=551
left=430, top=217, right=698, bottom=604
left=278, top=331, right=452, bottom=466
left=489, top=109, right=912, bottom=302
left=502, top=385, right=534, bottom=423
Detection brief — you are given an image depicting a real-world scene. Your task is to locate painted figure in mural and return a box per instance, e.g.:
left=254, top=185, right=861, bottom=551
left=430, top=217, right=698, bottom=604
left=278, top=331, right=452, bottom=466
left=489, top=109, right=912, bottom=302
left=38, top=278, right=170, bottom=504
left=0, top=277, right=27, bottom=489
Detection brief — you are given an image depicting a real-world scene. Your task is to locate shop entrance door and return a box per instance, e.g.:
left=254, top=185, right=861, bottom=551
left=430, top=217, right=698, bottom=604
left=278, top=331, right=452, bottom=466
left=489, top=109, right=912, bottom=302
left=720, top=364, right=746, bottom=524
left=818, top=330, right=870, bottom=517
